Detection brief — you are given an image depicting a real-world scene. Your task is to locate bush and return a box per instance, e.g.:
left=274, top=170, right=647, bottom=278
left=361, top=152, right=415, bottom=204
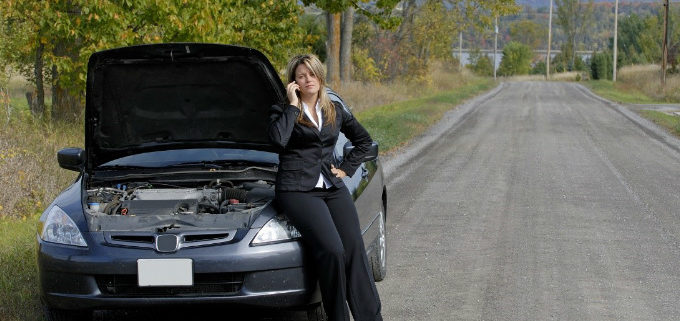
left=498, top=41, right=532, bottom=76
left=591, top=51, right=613, bottom=80
left=467, top=49, right=494, bottom=76
left=352, top=47, right=382, bottom=83
left=530, top=60, right=547, bottom=75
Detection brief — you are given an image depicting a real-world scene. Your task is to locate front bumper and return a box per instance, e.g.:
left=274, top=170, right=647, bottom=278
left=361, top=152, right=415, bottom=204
left=38, top=229, right=320, bottom=310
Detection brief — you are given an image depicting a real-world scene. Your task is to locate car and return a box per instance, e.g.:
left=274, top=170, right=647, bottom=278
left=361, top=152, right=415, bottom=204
left=37, top=43, right=387, bottom=321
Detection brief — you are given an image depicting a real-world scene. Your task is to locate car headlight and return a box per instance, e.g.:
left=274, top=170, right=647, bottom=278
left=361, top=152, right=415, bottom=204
left=39, top=206, right=87, bottom=247
left=251, top=215, right=301, bottom=246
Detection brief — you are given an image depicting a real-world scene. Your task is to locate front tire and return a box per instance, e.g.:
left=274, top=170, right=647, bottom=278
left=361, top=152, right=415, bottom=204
left=369, top=210, right=387, bottom=282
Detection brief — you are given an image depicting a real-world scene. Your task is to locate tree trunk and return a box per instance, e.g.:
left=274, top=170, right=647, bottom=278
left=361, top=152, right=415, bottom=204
left=51, top=38, right=84, bottom=122
left=340, top=6, right=354, bottom=83
left=326, top=12, right=341, bottom=86
left=396, top=0, right=416, bottom=44
left=51, top=65, right=83, bottom=121
left=31, top=41, right=45, bottom=117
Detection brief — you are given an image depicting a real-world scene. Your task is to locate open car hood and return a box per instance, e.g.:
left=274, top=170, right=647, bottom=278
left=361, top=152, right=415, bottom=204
left=85, top=43, right=286, bottom=171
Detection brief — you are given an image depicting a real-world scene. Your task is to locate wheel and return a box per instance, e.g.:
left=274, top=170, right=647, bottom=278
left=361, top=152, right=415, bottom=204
left=42, top=304, right=91, bottom=321
left=306, top=303, right=328, bottom=321
left=370, top=209, right=387, bottom=282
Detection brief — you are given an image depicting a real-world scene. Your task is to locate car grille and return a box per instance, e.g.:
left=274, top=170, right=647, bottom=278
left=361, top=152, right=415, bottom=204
left=104, top=230, right=237, bottom=252
left=96, top=273, right=244, bottom=297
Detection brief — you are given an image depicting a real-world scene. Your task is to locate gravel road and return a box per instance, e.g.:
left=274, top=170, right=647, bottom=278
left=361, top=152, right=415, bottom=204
left=378, top=81, right=680, bottom=321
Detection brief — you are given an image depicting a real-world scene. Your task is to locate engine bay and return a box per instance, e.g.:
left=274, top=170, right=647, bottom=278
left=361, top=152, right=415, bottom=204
left=85, top=179, right=275, bottom=232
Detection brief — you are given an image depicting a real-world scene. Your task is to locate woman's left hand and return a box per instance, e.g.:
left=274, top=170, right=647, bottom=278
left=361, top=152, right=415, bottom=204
left=330, top=164, right=346, bottom=178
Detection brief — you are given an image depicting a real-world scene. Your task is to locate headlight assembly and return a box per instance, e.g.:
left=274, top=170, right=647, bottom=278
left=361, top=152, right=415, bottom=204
left=251, top=215, right=301, bottom=246
left=39, top=206, right=87, bottom=247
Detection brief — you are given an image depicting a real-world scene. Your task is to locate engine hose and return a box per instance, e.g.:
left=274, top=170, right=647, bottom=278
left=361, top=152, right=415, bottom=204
left=221, top=187, right=248, bottom=203
left=103, top=195, right=121, bottom=215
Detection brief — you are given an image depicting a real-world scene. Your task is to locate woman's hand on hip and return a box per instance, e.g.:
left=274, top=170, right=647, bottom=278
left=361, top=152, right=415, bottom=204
left=331, top=164, right=346, bottom=178
left=286, top=81, right=300, bottom=107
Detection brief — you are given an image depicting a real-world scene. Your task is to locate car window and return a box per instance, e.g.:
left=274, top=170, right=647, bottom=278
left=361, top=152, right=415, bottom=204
left=334, top=132, right=348, bottom=163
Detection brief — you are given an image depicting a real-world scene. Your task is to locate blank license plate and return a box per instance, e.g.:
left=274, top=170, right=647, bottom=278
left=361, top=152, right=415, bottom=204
left=137, top=259, right=193, bottom=287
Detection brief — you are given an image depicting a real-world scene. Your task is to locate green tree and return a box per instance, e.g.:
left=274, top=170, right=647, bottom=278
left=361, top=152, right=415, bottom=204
left=467, top=48, right=494, bottom=76
left=555, top=0, right=594, bottom=71
left=391, top=0, right=519, bottom=81
left=301, top=0, right=401, bottom=85
left=300, top=14, right=327, bottom=61
left=590, top=51, right=612, bottom=80
left=498, top=41, right=532, bottom=76
left=509, top=20, right=545, bottom=50
left=530, top=60, right=547, bottom=75
left=617, top=13, right=651, bottom=65
left=1, top=0, right=307, bottom=120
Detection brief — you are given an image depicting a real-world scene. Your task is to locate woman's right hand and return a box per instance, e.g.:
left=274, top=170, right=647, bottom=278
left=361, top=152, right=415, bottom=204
left=286, top=81, right=300, bottom=107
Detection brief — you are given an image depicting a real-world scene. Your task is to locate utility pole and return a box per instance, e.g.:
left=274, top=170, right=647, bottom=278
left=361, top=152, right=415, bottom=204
left=459, top=31, right=463, bottom=72
left=494, top=16, right=498, bottom=80
left=613, top=0, right=618, bottom=81
left=547, top=0, right=553, bottom=80
left=662, top=0, right=669, bottom=86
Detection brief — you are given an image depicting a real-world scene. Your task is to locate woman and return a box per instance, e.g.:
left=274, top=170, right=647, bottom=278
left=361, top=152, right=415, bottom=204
left=268, top=54, right=383, bottom=321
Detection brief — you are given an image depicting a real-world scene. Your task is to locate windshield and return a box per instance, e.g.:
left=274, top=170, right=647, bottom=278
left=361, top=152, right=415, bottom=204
left=98, top=148, right=278, bottom=168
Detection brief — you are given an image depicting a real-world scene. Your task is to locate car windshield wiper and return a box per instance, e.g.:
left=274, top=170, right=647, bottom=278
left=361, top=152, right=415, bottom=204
left=96, top=164, right=153, bottom=170
left=164, top=161, right=225, bottom=169
left=166, top=160, right=277, bottom=169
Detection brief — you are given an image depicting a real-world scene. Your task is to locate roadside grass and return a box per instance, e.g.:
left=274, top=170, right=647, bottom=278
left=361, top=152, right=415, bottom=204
left=356, top=78, right=494, bottom=153
left=584, top=65, right=680, bottom=104
left=0, top=67, right=493, bottom=321
left=337, top=63, right=481, bottom=113
left=638, top=110, right=680, bottom=137
left=0, top=215, right=44, bottom=321
left=584, top=79, right=661, bottom=104
left=0, top=84, right=79, bottom=320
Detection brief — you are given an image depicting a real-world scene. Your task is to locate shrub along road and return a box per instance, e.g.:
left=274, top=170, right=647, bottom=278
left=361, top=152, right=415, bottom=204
left=378, top=81, right=680, bottom=320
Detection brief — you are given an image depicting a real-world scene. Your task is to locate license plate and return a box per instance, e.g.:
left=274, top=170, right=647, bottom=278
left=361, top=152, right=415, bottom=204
left=137, top=259, right=193, bottom=287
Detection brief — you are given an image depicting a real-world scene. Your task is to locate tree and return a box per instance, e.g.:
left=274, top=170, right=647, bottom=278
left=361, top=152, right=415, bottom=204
left=617, top=13, right=651, bottom=65
left=340, top=6, right=354, bottom=82
left=509, top=20, right=546, bottom=50
left=302, top=0, right=401, bottom=85
left=467, top=48, right=494, bottom=76
left=387, top=0, right=519, bottom=81
left=498, top=41, right=532, bottom=76
left=300, top=13, right=327, bottom=61
left=590, top=51, right=612, bottom=80
left=0, top=0, right=52, bottom=117
left=2, top=0, right=307, bottom=120
left=555, top=0, right=594, bottom=71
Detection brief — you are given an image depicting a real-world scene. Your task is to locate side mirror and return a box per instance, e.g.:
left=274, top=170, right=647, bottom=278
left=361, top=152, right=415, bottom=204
left=343, top=141, right=379, bottom=162
left=57, top=148, right=85, bottom=172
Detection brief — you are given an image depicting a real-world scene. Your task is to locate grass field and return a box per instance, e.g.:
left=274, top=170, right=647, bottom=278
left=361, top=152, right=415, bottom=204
left=584, top=79, right=662, bottom=104
left=357, top=78, right=494, bottom=153
left=0, top=216, right=43, bottom=321
left=584, top=65, right=680, bottom=105
left=0, top=66, right=493, bottom=320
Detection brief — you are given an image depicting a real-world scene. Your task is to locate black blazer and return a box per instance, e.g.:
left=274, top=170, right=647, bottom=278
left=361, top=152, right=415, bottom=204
left=268, top=100, right=372, bottom=192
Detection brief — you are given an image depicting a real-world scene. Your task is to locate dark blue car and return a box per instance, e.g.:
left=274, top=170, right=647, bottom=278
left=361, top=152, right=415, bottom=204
left=37, top=44, right=387, bottom=321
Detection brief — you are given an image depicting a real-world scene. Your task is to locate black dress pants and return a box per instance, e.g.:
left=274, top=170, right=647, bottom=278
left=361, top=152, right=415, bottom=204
left=276, top=186, right=383, bottom=321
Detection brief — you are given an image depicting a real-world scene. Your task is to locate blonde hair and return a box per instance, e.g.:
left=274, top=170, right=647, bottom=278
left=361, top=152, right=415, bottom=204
left=285, top=54, right=336, bottom=128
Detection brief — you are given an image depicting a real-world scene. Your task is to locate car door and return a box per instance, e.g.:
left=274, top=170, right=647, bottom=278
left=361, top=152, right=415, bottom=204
left=330, top=98, right=383, bottom=247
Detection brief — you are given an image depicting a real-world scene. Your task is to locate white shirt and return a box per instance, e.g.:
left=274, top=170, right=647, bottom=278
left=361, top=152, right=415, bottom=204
left=302, top=101, right=332, bottom=188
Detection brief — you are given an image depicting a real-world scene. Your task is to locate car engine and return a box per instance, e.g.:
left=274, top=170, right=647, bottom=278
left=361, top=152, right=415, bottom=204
left=86, top=180, right=274, bottom=217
